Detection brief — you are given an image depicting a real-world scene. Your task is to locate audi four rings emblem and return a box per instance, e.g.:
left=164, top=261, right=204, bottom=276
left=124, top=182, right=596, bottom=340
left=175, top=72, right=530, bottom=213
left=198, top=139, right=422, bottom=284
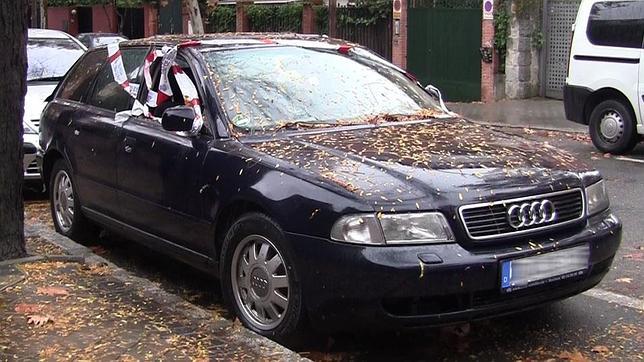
left=507, top=200, right=557, bottom=229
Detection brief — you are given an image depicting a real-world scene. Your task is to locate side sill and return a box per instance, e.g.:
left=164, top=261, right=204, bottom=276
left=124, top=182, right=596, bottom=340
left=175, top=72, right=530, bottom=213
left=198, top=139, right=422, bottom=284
left=82, top=206, right=218, bottom=277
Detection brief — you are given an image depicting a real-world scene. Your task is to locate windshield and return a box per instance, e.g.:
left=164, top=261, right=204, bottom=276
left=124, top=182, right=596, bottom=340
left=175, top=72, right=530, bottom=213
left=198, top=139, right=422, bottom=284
left=27, top=38, right=85, bottom=81
left=202, top=46, right=442, bottom=133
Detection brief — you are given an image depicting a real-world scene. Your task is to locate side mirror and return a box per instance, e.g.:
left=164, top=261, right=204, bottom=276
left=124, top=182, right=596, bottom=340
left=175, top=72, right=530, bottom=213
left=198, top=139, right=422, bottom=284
left=425, top=84, right=441, bottom=99
left=161, top=106, right=195, bottom=132
left=424, top=84, right=452, bottom=114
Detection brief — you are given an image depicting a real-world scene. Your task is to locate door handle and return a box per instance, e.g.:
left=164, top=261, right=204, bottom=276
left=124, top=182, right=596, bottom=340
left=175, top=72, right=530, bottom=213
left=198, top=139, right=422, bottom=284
left=124, top=136, right=136, bottom=154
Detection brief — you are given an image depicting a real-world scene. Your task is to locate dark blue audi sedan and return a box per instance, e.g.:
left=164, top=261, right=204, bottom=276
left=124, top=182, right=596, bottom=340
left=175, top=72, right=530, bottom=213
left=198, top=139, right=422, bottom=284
left=40, top=34, right=621, bottom=340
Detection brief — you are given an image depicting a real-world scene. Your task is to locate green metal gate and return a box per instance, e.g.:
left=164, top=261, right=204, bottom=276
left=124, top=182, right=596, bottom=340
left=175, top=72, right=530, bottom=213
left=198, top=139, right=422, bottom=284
left=407, top=0, right=482, bottom=102
left=158, top=0, right=183, bottom=35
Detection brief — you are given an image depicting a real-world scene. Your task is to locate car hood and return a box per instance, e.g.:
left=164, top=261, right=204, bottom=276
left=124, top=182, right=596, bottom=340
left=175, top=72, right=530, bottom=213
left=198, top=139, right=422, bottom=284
left=247, top=119, right=593, bottom=210
left=23, top=82, right=57, bottom=123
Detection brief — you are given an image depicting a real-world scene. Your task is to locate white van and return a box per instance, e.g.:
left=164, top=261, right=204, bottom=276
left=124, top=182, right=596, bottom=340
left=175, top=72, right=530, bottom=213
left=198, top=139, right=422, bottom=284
left=565, top=0, right=644, bottom=154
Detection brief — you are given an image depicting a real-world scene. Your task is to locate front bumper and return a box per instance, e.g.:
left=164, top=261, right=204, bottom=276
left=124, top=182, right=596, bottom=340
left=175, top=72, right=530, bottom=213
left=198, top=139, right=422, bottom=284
left=563, top=84, right=592, bottom=125
left=23, top=142, right=41, bottom=181
left=288, top=210, right=621, bottom=331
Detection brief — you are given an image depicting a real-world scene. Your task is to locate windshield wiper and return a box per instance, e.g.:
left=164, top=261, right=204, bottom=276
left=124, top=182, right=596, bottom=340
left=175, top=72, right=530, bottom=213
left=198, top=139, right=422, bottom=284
left=28, top=76, right=64, bottom=82
left=271, top=120, right=337, bottom=131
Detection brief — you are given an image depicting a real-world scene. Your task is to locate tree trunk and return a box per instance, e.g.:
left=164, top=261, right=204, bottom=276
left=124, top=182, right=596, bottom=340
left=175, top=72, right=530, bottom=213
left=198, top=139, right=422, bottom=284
left=186, top=0, right=205, bottom=34
left=0, top=1, right=28, bottom=261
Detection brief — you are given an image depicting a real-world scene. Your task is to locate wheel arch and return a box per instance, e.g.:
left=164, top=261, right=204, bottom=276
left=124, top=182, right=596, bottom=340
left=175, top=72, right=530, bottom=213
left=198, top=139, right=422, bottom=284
left=584, top=87, right=637, bottom=125
left=213, top=198, right=270, bottom=261
left=42, top=149, right=66, bottom=189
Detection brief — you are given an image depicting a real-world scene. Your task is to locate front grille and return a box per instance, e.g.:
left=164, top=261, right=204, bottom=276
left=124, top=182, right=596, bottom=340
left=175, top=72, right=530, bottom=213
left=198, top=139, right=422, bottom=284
left=26, top=160, right=39, bottom=175
left=459, top=189, right=584, bottom=240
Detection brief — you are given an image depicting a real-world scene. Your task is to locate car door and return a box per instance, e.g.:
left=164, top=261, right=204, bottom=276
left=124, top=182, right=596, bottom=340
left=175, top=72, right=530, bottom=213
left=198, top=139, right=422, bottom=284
left=71, top=47, right=147, bottom=217
left=55, top=49, right=116, bottom=216
left=640, top=35, right=644, bottom=125
left=116, top=53, right=212, bottom=255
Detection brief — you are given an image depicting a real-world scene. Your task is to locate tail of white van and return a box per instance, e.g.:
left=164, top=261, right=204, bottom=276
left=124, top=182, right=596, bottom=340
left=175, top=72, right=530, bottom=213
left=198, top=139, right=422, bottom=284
left=564, top=0, right=644, bottom=154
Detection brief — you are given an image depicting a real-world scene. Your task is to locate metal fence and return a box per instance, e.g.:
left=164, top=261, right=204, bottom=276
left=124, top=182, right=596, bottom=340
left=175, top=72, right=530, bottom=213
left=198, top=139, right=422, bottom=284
left=203, top=4, right=392, bottom=61
left=335, top=6, right=393, bottom=61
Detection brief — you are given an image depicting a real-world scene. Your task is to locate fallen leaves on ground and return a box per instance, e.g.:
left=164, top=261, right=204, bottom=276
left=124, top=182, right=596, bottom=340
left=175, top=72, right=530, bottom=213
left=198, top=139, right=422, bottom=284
left=27, top=314, right=53, bottom=327
left=36, top=286, right=69, bottom=296
left=615, top=277, right=633, bottom=284
left=591, top=345, right=610, bottom=355
left=14, top=303, right=42, bottom=314
left=557, top=350, right=590, bottom=361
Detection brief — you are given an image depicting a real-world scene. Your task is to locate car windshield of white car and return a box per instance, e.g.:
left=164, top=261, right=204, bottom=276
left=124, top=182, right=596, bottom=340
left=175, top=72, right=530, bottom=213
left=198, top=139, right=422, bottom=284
left=202, top=46, right=444, bottom=134
left=27, top=38, right=85, bottom=82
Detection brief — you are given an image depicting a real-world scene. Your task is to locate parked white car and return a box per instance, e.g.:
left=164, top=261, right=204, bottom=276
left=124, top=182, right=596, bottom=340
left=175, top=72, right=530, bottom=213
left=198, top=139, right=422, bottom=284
left=25, top=29, right=86, bottom=180
left=564, top=0, right=644, bottom=154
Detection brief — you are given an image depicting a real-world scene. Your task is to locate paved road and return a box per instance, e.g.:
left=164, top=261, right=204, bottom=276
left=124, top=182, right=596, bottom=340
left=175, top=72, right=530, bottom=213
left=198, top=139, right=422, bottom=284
left=24, top=128, right=643, bottom=360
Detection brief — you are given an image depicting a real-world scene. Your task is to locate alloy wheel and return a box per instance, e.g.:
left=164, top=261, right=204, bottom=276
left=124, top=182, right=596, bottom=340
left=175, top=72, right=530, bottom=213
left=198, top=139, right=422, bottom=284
left=53, top=170, right=74, bottom=233
left=231, top=235, right=290, bottom=331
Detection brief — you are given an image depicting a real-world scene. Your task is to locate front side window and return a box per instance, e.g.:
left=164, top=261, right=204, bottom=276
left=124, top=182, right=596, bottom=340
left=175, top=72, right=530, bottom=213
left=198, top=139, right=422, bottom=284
left=57, top=50, right=105, bottom=102
left=87, top=48, right=148, bottom=112
left=27, top=37, right=85, bottom=82
left=587, top=1, right=644, bottom=48
left=202, top=46, right=442, bottom=134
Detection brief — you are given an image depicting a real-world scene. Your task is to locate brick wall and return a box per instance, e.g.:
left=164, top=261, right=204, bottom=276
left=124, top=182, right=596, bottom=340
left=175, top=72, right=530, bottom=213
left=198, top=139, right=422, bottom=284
left=302, top=3, right=315, bottom=34
left=481, top=18, right=496, bottom=103
left=236, top=1, right=251, bottom=32
left=143, top=4, right=158, bottom=37
left=391, top=0, right=407, bottom=69
left=91, top=5, right=117, bottom=33
left=47, top=7, right=77, bottom=35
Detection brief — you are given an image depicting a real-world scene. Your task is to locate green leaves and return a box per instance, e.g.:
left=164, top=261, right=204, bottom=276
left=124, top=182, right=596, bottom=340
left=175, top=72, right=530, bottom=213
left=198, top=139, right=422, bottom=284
left=337, top=0, right=392, bottom=27
left=47, top=0, right=147, bottom=7
left=247, top=3, right=304, bottom=33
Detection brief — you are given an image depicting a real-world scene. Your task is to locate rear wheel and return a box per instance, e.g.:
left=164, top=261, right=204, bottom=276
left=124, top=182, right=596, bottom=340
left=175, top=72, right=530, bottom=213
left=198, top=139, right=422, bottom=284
left=49, top=159, right=96, bottom=240
left=221, top=213, right=305, bottom=341
left=589, top=99, right=638, bottom=154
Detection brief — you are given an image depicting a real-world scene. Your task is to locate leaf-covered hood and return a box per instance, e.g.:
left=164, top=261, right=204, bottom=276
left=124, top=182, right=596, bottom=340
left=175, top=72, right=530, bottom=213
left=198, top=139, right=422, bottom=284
left=248, top=119, right=592, bottom=210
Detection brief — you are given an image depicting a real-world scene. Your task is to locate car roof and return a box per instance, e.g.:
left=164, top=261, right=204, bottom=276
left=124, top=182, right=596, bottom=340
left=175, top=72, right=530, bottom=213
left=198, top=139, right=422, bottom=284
left=121, top=32, right=354, bottom=50
left=28, top=28, right=74, bottom=39
left=78, top=32, right=127, bottom=38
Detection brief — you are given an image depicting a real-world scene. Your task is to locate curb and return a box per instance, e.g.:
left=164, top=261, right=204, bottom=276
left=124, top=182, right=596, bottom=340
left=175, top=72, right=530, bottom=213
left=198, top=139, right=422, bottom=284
left=468, top=119, right=587, bottom=134
left=24, top=222, right=306, bottom=361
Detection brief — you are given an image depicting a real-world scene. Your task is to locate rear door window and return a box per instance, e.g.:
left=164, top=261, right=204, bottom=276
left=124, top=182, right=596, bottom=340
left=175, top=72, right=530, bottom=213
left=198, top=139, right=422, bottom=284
left=87, top=48, right=148, bottom=112
left=57, top=50, right=105, bottom=102
left=587, top=1, right=644, bottom=49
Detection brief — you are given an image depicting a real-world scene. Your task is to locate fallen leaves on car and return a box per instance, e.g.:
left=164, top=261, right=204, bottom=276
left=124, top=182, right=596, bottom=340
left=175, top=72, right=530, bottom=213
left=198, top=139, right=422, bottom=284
left=36, top=286, right=69, bottom=296
left=27, top=314, right=53, bottom=327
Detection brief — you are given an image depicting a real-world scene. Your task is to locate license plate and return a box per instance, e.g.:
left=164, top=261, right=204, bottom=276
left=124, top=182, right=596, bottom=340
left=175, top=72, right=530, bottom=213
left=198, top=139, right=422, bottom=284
left=500, top=244, right=590, bottom=293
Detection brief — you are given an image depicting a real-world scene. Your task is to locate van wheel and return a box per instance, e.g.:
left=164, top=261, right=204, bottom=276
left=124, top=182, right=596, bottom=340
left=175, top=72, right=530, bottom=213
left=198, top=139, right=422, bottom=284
left=589, top=99, right=638, bottom=154
left=49, top=159, right=96, bottom=241
left=220, top=213, right=306, bottom=342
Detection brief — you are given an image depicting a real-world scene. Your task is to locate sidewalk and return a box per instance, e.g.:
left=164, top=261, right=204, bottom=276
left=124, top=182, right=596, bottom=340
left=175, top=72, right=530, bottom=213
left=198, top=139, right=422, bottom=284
left=0, top=222, right=304, bottom=360
left=448, top=98, right=587, bottom=133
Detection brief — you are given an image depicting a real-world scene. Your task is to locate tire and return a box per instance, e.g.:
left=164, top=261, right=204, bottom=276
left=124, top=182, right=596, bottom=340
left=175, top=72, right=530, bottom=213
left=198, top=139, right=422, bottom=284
left=49, top=159, right=96, bottom=241
left=220, top=213, right=306, bottom=341
left=589, top=99, right=638, bottom=154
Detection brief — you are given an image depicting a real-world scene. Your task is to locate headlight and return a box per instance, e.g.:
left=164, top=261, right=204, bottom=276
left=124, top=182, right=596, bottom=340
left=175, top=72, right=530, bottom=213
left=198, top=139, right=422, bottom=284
left=23, top=121, right=37, bottom=134
left=331, top=212, right=454, bottom=245
left=330, top=214, right=385, bottom=245
left=585, top=180, right=609, bottom=216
